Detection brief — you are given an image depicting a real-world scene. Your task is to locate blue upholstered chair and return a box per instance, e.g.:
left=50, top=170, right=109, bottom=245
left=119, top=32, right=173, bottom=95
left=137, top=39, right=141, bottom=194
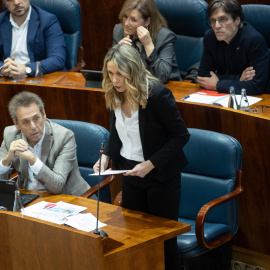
left=154, top=0, right=210, bottom=78
left=30, top=0, right=85, bottom=71
left=178, top=128, right=243, bottom=268
left=51, top=119, right=113, bottom=203
left=112, top=128, right=243, bottom=268
left=242, top=4, right=270, bottom=52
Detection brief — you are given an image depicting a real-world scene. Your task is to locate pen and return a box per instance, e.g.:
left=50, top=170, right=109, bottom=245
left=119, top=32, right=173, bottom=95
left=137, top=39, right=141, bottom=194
left=182, top=95, right=190, bottom=101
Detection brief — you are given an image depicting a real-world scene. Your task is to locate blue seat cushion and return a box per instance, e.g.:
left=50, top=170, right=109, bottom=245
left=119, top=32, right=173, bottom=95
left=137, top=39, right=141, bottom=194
left=178, top=218, right=232, bottom=257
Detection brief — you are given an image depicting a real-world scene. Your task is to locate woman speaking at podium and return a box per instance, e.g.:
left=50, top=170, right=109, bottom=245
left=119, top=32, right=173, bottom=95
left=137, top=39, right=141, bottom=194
left=94, top=44, right=189, bottom=270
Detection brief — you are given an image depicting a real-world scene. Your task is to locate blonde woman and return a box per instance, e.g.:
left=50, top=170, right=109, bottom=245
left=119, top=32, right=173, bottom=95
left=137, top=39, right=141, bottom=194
left=113, top=0, right=180, bottom=83
left=94, top=44, right=189, bottom=270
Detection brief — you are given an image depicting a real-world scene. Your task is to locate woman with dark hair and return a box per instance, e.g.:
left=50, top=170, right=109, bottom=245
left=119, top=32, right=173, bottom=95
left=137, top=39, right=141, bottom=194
left=94, top=44, right=189, bottom=270
left=113, top=0, right=180, bottom=83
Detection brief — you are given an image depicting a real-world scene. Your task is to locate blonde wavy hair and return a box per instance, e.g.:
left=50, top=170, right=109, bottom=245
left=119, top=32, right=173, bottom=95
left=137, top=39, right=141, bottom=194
left=102, top=44, right=159, bottom=112
left=119, top=0, right=167, bottom=42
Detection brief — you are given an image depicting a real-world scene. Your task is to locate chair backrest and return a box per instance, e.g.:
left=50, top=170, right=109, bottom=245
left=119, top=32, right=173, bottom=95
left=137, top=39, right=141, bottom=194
left=154, top=0, right=210, bottom=72
left=242, top=4, right=270, bottom=52
left=51, top=119, right=111, bottom=203
left=181, top=128, right=242, bottom=233
left=30, top=0, right=82, bottom=70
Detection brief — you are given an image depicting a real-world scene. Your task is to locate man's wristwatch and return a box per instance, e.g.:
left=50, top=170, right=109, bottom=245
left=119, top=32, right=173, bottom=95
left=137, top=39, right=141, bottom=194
left=25, top=66, right=33, bottom=76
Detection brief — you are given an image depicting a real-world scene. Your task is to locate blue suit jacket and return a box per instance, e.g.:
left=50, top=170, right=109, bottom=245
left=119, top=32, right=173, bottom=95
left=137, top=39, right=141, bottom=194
left=0, top=5, right=66, bottom=75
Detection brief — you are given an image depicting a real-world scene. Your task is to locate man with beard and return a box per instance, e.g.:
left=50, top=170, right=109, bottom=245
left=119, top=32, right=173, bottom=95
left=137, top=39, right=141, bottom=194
left=0, top=0, right=66, bottom=78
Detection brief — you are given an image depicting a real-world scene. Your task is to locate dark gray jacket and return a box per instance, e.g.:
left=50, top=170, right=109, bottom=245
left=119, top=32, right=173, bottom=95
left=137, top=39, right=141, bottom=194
left=113, top=24, right=181, bottom=83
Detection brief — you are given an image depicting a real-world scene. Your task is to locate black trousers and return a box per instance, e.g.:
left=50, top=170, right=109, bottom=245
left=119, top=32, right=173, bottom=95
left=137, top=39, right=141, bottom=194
left=118, top=156, right=182, bottom=270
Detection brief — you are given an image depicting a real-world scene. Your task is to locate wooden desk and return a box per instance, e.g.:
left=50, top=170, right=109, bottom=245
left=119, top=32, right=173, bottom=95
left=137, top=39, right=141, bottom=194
left=0, top=72, right=110, bottom=139
left=1, top=72, right=270, bottom=257
left=0, top=190, right=190, bottom=270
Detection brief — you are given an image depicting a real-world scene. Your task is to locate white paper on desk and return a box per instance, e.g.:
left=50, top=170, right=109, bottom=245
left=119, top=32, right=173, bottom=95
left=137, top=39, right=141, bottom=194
left=217, top=95, right=262, bottom=108
left=183, top=90, right=229, bottom=104
left=89, top=169, right=130, bottom=176
left=65, top=213, right=107, bottom=232
left=23, top=201, right=87, bottom=225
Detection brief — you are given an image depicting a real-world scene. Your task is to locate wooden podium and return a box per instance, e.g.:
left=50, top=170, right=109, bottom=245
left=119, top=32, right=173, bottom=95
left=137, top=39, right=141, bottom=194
left=0, top=192, right=190, bottom=270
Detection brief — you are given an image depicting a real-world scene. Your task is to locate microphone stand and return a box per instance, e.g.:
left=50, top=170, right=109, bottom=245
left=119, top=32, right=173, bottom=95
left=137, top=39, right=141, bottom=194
left=93, top=143, right=108, bottom=238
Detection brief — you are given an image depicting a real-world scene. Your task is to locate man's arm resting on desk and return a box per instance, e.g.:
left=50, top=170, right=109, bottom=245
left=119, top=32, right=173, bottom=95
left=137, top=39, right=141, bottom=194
left=197, top=71, right=219, bottom=91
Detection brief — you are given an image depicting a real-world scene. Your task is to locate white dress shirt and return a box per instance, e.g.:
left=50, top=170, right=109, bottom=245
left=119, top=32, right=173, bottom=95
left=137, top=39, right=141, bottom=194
left=0, top=124, right=46, bottom=191
left=115, top=108, right=144, bottom=162
left=9, top=5, right=32, bottom=65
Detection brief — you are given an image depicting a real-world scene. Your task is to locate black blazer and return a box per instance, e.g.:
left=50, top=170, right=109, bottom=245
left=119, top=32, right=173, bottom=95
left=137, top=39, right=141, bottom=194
left=104, top=83, right=190, bottom=182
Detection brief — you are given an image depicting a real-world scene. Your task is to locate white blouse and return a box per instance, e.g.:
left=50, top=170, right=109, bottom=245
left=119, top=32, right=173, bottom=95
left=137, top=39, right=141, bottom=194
left=115, top=108, right=144, bottom=162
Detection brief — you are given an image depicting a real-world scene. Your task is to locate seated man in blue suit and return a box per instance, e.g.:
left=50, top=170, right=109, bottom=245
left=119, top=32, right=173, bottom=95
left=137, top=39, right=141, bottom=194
left=0, top=0, right=66, bottom=77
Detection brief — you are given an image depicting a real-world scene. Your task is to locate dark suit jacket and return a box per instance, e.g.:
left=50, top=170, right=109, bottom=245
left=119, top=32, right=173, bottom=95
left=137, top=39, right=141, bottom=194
left=0, top=5, right=66, bottom=75
left=104, top=83, right=190, bottom=182
left=198, top=23, right=270, bottom=95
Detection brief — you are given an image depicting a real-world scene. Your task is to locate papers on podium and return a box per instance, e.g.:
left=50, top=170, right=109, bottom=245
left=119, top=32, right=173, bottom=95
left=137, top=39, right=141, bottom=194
left=182, top=90, right=262, bottom=107
left=65, top=213, right=106, bottom=232
left=22, top=201, right=107, bottom=232
left=23, top=201, right=87, bottom=224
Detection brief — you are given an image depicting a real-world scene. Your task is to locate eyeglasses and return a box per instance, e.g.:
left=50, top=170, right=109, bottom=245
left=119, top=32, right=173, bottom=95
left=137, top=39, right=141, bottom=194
left=254, top=105, right=270, bottom=113
left=208, top=16, right=230, bottom=27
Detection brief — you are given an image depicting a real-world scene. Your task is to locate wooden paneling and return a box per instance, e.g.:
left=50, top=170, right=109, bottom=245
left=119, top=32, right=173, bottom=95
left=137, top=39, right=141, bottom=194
left=0, top=191, right=191, bottom=270
left=77, top=0, right=125, bottom=70
left=0, top=73, right=110, bottom=139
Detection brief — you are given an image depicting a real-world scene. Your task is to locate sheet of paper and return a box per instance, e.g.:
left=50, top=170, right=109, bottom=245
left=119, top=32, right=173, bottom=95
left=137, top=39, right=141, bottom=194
left=65, top=213, right=107, bottom=232
left=182, top=90, right=262, bottom=108
left=23, top=201, right=87, bottom=225
left=89, top=169, right=130, bottom=176
left=182, top=90, right=228, bottom=104
left=217, top=95, right=262, bottom=108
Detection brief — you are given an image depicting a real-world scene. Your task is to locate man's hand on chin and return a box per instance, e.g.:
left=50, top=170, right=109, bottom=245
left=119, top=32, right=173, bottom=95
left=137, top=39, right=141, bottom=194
left=197, top=71, right=219, bottom=91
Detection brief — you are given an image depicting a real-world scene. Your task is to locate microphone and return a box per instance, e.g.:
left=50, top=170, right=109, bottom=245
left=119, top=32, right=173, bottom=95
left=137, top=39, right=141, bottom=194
left=93, top=142, right=108, bottom=238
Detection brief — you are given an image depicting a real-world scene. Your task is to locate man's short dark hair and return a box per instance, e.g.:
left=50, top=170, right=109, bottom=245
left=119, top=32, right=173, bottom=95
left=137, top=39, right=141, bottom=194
left=8, top=91, right=44, bottom=121
left=207, top=0, right=244, bottom=24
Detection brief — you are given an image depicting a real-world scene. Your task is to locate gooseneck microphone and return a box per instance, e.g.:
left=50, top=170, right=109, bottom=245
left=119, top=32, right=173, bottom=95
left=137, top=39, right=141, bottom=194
left=93, top=142, right=108, bottom=238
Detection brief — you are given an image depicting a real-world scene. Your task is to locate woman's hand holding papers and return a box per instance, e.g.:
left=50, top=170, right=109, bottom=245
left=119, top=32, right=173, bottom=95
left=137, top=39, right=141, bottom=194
left=93, top=154, right=110, bottom=173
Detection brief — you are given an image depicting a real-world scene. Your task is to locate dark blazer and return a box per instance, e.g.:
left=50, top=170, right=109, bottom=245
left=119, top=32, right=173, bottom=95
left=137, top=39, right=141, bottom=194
left=198, top=23, right=270, bottom=95
left=104, top=83, right=190, bottom=182
left=113, top=23, right=181, bottom=83
left=0, top=5, right=66, bottom=75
